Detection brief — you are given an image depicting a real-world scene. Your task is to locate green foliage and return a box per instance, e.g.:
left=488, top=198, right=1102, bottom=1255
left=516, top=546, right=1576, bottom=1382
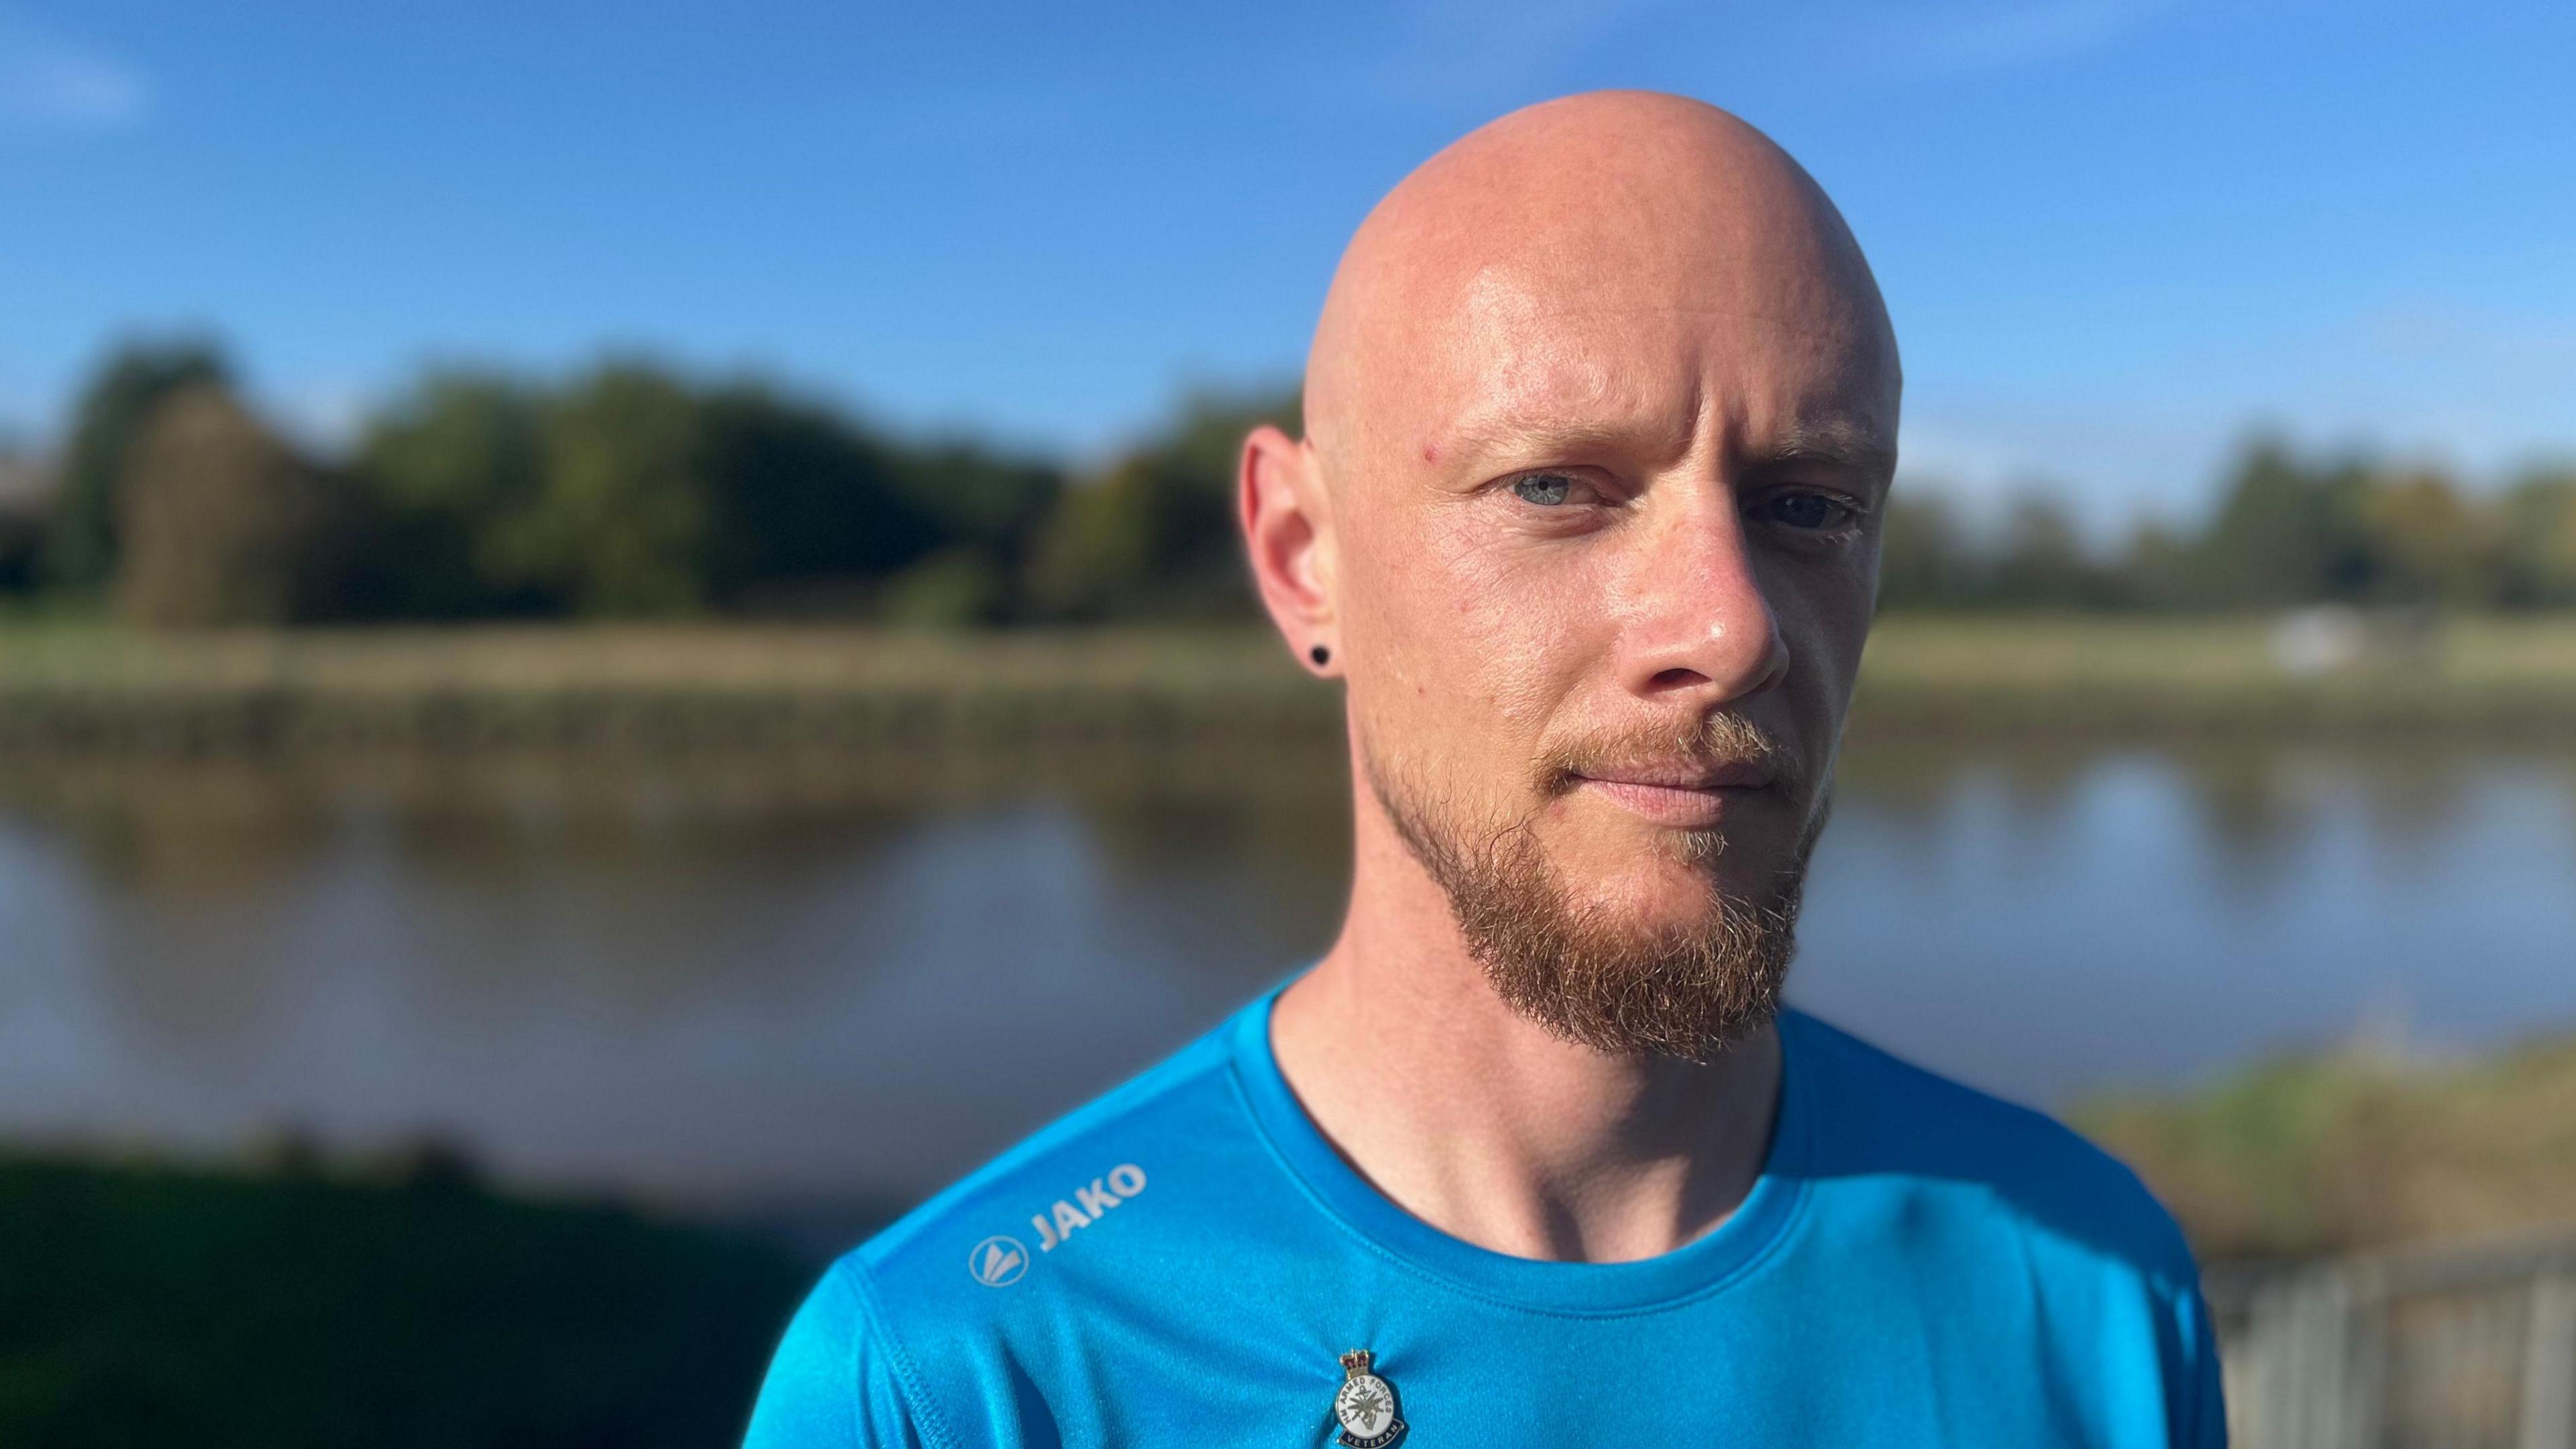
left=24, top=339, right=2575, bottom=627
left=347, top=373, right=552, bottom=619
left=1874, top=494, right=1976, bottom=610
left=1884, top=437, right=2575, bottom=614
left=890, top=441, right=1064, bottom=572
left=2077, top=1030, right=2576, bottom=1256
left=489, top=364, right=714, bottom=617
left=46, top=339, right=231, bottom=594
left=2498, top=466, right=2576, bottom=606
left=0, top=513, right=43, bottom=596
left=329, top=365, right=1066, bottom=624
left=1875, top=490, right=2127, bottom=610
left=877, top=545, right=1010, bottom=627
left=0, top=449, right=46, bottom=596
left=111, top=383, right=358, bottom=627
left=2189, top=437, right=2366, bottom=606
left=1989, top=495, right=2115, bottom=606
left=696, top=384, right=940, bottom=608
left=1026, top=387, right=1297, bottom=621
left=0, top=1152, right=810, bottom=1449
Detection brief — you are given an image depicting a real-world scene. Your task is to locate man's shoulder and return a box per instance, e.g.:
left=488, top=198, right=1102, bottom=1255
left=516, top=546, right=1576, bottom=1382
left=852, top=1003, right=1255, bottom=1285
left=1782, top=1008, right=2201, bottom=1291
left=746, top=1005, right=1270, bottom=1444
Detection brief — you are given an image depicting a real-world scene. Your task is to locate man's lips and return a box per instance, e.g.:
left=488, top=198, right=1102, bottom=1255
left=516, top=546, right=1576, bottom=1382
left=1570, top=761, right=1776, bottom=827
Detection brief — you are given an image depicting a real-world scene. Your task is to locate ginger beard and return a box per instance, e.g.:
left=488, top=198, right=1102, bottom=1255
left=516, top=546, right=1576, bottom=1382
left=1361, top=712, right=1828, bottom=1063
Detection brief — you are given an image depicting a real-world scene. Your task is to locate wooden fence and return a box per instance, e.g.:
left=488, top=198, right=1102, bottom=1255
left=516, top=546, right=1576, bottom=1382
left=2211, top=1224, right=2576, bottom=1448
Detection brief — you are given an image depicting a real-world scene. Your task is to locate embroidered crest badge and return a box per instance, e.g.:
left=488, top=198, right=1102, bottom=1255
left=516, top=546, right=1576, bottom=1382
left=1331, top=1349, right=1407, bottom=1448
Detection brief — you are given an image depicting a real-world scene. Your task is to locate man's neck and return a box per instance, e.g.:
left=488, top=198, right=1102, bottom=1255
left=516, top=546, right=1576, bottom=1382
left=1267, top=820, right=1781, bottom=1265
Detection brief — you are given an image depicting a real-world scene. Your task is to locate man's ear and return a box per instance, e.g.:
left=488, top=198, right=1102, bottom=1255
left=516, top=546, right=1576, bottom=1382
left=1238, top=424, right=1338, bottom=676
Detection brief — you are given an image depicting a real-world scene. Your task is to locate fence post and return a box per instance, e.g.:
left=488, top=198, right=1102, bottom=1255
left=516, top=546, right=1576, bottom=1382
left=2524, top=1273, right=2576, bottom=1449
left=2246, top=1267, right=2360, bottom=1449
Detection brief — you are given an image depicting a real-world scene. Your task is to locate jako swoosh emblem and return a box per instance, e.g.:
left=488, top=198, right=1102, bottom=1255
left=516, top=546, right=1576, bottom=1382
left=968, top=1235, right=1028, bottom=1287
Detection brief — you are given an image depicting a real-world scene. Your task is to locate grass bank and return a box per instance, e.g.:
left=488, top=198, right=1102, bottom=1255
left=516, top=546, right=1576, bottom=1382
left=0, top=1149, right=814, bottom=1448
left=0, top=623, right=1320, bottom=753
left=1854, top=614, right=2576, bottom=736
left=2076, top=1030, right=2576, bottom=1260
left=0, top=615, right=2571, bottom=754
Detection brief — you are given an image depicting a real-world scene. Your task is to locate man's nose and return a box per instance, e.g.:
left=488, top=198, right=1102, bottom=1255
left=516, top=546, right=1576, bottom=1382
left=1612, top=490, right=1790, bottom=704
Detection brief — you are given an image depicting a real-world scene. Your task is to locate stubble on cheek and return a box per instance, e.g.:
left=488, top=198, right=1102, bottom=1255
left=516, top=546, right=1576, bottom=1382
left=1346, top=535, right=1821, bottom=1061
left=1358, top=722, right=1804, bottom=1063
left=1351, top=498, right=1576, bottom=767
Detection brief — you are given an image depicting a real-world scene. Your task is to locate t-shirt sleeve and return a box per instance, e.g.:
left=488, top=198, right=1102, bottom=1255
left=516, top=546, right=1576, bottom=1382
left=2175, top=1278, right=2229, bottom=1448
left=742, top=1260, right=933, bottom=1449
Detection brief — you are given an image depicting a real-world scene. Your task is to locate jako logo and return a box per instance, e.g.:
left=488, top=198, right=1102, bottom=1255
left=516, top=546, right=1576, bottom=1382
left=967, top=1235, right=1028, bottom=1288
left=1030, top=1162, right=1147, bottom=1253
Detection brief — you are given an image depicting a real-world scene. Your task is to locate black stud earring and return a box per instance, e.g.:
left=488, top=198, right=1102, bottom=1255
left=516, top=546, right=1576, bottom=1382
left=1309, top=644, right=1331, bottom=667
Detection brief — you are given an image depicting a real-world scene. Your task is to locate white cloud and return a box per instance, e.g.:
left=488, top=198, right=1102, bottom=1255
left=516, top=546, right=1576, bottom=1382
left=0, top=11, right=151, bottom=133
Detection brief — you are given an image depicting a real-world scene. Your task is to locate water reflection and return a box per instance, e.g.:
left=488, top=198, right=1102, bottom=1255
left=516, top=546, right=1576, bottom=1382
left=1802, top=740, right=2576, bottom=1113
left=1, top=739, right=2570, bottom=1214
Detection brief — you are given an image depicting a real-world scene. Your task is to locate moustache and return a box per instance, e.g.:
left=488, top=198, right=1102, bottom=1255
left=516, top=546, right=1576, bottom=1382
left=1532, top=712, right=1804, bottom=800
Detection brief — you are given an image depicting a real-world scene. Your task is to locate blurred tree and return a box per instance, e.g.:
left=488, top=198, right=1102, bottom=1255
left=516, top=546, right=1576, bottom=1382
left=1873, top=490, right=1977, bottom=612
left=347, top=372, right=551, bottom=618
left=2113, top=519, right=2197, bottom=611
left=0, top=445, right=49, bottom=596
left=2190, top=438, right=2377, bottom=606
left=342, top=365, right=1066, bottom=623
left=46, top=339, right=231, bottom=595
left=695, top=384, right=944, bottom=613
left=42, top=341, right=2576, bottom=625
left=2361, top=467, right=2496, bottom=608
left=2498, top=466, right=2576, bottom=608
left=488, top=364, right=710, bottom=616
left=890, top=441, right=1063, bottom=619
left=0, top=515, right=42, bottom=596
left=1988, top=492, right=2109, bottom=607
left=878, top=545, right=1011, bottom=627
left=113, top=382, right=357, bottom=626
left=1026, top=386, right=1297, bottom=621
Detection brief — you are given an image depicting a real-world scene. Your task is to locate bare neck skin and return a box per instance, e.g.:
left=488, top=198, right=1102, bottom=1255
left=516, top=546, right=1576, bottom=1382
left=1267, top=770, right=1782, bottom=1265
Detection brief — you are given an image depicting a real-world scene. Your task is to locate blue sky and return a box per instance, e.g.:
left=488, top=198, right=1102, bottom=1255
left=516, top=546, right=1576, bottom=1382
left=4, top=1, right=2571, bottom=531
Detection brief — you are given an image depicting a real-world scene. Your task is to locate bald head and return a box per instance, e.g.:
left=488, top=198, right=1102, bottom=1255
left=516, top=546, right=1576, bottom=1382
left=1305, top=90, right=1897, bottom=483
left=1240, top=91, right=1900, bottom=1058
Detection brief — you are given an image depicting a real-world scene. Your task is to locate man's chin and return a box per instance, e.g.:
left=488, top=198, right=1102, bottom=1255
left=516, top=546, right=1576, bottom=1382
left=1364, top=741, right=1816, bottom=1061
left=1564, top=847, right=1794, bottom=924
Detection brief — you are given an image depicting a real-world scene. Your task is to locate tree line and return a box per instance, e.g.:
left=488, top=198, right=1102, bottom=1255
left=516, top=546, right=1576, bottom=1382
left=0, top=339, right=2569, bottom=626
left=1879, top=448, right=2576, bottom=613
left=0, top=341, right=1284, bottom=627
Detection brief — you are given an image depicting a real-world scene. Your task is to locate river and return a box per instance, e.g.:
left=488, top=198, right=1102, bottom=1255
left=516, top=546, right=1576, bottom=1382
left=3, top=737, right=2571, bottom=1218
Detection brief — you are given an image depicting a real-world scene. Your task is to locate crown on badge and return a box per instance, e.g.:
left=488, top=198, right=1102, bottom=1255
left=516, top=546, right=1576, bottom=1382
left=1340, top=1350, right=1373, bottom=1377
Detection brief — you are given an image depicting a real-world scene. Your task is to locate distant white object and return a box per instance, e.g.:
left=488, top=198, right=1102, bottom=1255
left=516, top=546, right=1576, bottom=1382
left=2271, top=606, right=2370, bottom=677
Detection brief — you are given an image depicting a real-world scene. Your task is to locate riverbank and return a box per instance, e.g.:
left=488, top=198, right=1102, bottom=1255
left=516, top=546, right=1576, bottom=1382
left=2076, top=1028, right=2576, bottom=1260
left=0, top=615, right=2571, bottom=754
left=0, top=1147, right=816, bottom=1448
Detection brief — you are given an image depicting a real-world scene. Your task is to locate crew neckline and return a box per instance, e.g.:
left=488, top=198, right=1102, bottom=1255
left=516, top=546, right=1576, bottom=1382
left=1226, top=975, right=1815, bottom=1315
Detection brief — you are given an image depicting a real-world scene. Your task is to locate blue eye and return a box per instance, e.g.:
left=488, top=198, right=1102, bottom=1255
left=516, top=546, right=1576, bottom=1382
left=1511, top=472, right=1575, bottom=506
left=1758, top=490, right=1852, bottom=531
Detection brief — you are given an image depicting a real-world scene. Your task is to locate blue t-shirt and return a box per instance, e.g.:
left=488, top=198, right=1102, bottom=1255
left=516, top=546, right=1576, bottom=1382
left=745, top=985, right=2225, bottom=1446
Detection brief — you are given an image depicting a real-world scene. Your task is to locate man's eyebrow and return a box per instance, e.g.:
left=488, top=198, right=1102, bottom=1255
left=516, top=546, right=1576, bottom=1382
left=1757, top=419, right=1898, bottom=475
left=1432, top=412, right=1898, bottom=476
left=1439, top=413, right=1648, bottom=464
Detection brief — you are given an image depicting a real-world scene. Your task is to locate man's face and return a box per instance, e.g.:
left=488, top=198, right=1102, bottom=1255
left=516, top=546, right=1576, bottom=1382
left=1328, top=244, right=1898, bottom=1059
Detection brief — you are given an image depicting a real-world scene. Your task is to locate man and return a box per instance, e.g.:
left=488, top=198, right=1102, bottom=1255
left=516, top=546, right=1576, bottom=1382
left=746, top=91, right=2224, bottom=1446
